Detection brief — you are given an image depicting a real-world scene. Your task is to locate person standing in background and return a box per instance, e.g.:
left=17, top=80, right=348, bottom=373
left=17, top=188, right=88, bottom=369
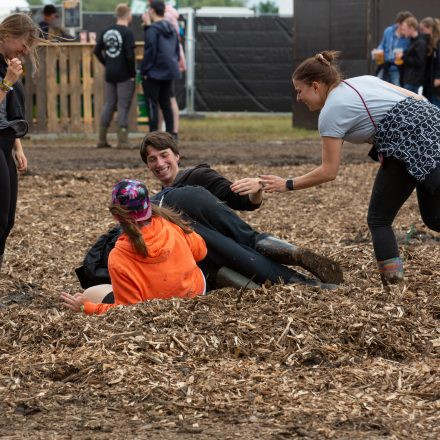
left=94, top=3, right=136, bottom=149
left=38, top=4, right=58, bottom=39
left=420, top=17, right=440, bottom=107
left=141, top=0, right=180, bottom=137
left=400, top=17, right=428, bottom=93
left=374, top=11, right=413, bottom=85
left=160, top=1, right=186, bottom=141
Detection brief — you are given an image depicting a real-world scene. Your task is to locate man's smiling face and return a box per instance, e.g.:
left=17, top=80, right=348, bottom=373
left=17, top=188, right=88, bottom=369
left=145, top=146, right=180, bottom=187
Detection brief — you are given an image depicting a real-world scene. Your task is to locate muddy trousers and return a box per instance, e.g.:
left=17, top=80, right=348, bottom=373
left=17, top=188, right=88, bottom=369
left=161, top=186, right=307, bottom=287
left=100, top=79, right=135, bottom=128
left=0, top=129, right=18, bottom=255
left=367, top=157, right=440, bottom=261
left=142, top=78, right=173, bottom=133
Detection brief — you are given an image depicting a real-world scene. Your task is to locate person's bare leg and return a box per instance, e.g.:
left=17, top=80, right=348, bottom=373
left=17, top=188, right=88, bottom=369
left=171, top=97, right=179, bottom=134
left=158, top=106, right=165, bottom=131
left=83, top=284, right=113, bottom=303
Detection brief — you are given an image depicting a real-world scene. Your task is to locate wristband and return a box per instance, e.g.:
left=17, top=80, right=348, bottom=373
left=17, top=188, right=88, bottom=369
left=285, top=179, right=295, bottom=191
left=3, top=79, right=14, bottom=88
left=0, top=80, right=13, bottom=93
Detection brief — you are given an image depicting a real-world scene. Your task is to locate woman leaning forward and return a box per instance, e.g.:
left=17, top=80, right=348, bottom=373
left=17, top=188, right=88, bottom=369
left=261, top=51, right=440, bottom=286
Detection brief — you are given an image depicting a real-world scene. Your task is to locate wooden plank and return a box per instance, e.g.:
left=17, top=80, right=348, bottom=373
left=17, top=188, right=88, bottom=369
left=45, top=47, right=58, bottom=133
left=36, top=47, right=47, bottom=132
left=23, top=59, right=34, bottom=133
left=69, top=47, right=81, bottom=132
left=92, top=51, right=104, bottom=132
left=59, top=46, right=69, bottom=131
left=82, top=45, right=93, bottom=132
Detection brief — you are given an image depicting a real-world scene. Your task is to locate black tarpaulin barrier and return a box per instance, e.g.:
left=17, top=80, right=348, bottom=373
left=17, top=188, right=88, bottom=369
left=194, top=16, right=293, bottom=112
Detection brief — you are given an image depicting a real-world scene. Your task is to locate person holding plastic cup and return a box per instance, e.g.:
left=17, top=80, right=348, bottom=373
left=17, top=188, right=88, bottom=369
left=374, top=11, right=413, bottom=85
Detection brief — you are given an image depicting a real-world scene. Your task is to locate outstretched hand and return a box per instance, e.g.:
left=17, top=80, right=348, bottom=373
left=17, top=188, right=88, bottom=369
left=259, top=175, right=288, bottom=193
left=230, top=177, right=263, bottom=195
left=60, top=292, right=86, bottom=313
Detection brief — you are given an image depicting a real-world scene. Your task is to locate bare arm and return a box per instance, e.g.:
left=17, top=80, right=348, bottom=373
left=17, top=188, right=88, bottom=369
left=260, top=137, right=343, bottom=192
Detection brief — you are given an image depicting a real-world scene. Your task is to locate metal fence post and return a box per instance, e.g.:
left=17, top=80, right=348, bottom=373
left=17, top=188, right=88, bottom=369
left=180, top=7, right=195, bottom=115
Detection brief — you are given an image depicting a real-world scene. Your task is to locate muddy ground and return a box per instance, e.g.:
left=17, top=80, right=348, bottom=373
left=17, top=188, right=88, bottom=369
left=1, top=138, right=439, bottom=439
left=23, top=137, right=371, bottom=172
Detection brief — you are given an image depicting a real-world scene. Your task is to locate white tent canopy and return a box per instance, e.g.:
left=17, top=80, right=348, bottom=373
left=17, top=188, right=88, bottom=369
left=0, top=0, right=30, bottom=20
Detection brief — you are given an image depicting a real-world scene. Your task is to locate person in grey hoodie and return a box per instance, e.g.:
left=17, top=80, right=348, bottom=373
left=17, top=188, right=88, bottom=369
left=141, top=0, right=180, bottom=137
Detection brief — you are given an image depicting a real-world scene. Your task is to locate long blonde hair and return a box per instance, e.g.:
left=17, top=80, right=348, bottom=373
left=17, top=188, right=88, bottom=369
left=420, top=17, right=440, bottom=56
left=0, top=13, right=50, bottom=71
left=109, top=204, right=193, bottom=257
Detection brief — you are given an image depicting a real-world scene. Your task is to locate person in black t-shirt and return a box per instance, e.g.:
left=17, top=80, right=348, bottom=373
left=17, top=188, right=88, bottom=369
left=94, top=3, right=136, bottom=149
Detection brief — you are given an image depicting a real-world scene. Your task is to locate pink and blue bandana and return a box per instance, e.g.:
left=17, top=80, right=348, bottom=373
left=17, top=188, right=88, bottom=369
left=111, top=179, right=152, bottom=222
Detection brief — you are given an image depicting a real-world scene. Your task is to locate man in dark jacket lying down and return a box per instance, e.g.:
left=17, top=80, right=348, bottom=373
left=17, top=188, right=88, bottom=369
left=77, top=133, right=343, bottom=291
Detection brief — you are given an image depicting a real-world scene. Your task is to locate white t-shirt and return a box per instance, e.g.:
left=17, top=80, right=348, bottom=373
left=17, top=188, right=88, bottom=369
left=318, top=75, right=408, bottom=144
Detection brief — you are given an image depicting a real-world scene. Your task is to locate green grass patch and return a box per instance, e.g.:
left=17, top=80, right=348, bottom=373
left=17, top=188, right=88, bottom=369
left=180, top=115, right=319, bottom=142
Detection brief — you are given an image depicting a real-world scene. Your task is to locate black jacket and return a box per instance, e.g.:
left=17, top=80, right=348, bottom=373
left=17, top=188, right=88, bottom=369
left=173, top=164, right=261, bottom=211
left=141, top=20, right=180, bottom=80
left=423, top=39, right=440, bottom=99
left=403, top=33, right=428, bottom=86
left=0, top=55, right=27, bottom=137
left=94, top=24, right=136, bottom=83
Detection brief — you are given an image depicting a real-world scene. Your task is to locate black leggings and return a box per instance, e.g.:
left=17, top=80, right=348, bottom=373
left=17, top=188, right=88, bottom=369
left=367, top=157, right=440, bottom=261
left=142, top=78, right=174, bottom=133
left=0, top=129, right=18, bottom=255
left=163, top=186, right=311, bottom=286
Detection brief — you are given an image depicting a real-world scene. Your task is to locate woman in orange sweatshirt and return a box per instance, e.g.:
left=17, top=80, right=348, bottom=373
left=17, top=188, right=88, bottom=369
left=60, top=178, right=207, bottom=314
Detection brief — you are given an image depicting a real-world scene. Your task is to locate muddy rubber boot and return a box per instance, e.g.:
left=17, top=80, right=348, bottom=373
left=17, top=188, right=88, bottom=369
left=287, top=270, right=340, bottom=290
left=378, top=257, right=404, bottom=287
left=116, top=126, right=132, bottom=149
left=255, top=236, right=343, bottom=285
left=97, top=126, right=112, bottom=148
left=216, top=267, right=259, bottom=290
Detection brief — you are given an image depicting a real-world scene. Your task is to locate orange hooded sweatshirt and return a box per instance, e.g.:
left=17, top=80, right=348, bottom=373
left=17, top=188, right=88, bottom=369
left=83, top=216, right=207, bottom=315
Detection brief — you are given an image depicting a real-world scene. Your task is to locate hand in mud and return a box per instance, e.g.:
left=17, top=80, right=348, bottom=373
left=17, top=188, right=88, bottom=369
left=230, top=177, right=263, bottom=195
left=60, top=292, right=86, bottom=313
left=259, top=174, right=289, bottom=193
left=5, top=58, right=23, bottom=85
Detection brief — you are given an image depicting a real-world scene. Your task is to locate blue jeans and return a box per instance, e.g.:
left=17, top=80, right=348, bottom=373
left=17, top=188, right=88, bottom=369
left=377, top=67, right=400, bottom=86
left=403, top=83, right=420, bottom=94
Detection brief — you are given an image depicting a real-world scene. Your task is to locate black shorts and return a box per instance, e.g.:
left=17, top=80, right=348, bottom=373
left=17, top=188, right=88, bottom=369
left=102, top=291, right=115, bottom=304
left=170, top=80, right=175, bottom=98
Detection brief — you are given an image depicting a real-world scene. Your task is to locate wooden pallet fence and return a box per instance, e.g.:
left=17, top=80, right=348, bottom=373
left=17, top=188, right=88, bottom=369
left=24, top=43, right=147, bottom=134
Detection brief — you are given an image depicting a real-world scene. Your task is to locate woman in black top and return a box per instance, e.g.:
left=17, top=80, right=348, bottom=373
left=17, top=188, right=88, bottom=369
left=420, top=17, right=440, bottom=107
left=0, top=14, right=45, bottom=271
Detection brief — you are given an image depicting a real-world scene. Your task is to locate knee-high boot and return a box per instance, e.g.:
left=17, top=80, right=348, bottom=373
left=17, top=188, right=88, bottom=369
left=255, top=236, right=343, bottom=284
left=215, top=266, right=259, bottom=290
left=377, top=257, right=404, bottom=287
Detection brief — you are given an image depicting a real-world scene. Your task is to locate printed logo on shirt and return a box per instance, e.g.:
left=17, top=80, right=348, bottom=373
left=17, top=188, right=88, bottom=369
left=103, top=29, right=123, bottom=58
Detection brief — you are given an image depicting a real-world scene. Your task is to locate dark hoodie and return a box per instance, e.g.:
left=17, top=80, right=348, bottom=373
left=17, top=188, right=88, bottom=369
left=141, top=20, right=180, bottom=80
left=0, top=55, right=27, bottom=137
left=403, top=33, right=429, bottom=86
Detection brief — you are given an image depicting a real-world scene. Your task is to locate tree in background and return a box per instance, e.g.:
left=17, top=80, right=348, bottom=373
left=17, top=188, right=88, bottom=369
left=28, top=0, right=246, bottom=12
left=257, top=0, right=278, bottom=14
